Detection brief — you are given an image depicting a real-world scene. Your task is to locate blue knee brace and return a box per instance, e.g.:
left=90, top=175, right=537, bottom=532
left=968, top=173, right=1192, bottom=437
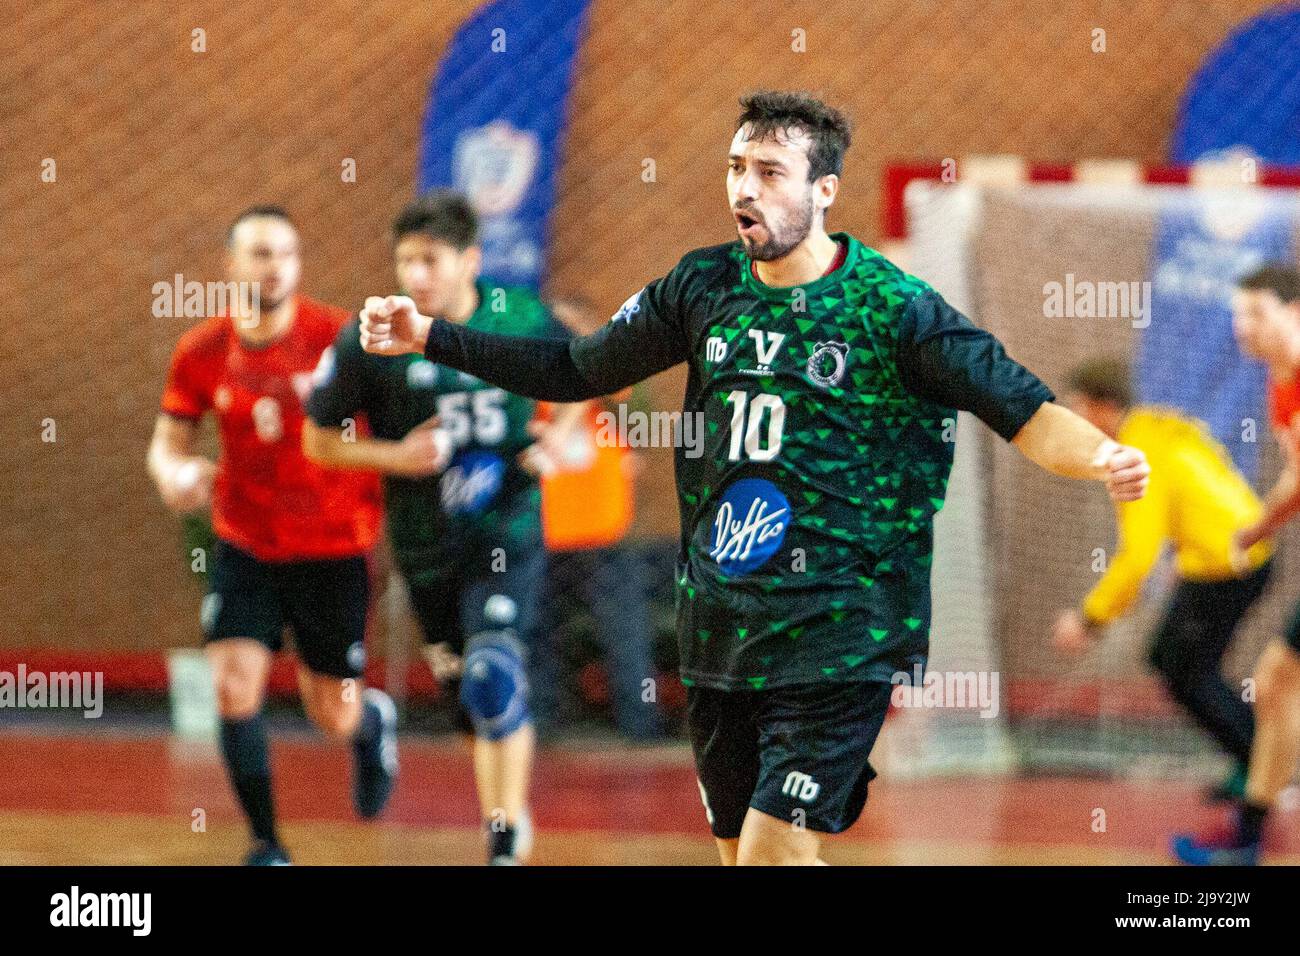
left=459, top=632, right=530, bottom=742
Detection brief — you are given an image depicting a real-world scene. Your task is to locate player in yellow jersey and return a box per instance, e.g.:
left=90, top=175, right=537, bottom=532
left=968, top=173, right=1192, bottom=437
left=1053, top=358, right=1274, bottom=804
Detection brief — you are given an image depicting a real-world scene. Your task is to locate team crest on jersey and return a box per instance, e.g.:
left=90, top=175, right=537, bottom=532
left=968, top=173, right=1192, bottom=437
left=440, top=450, right=506, bottom=516
left=406, top=360, right=437, bottom=388
left=806, top=340, right=850, bottom=389
left=611, top=289, right=642, bottom=324
left=709, top=478, right=789, bottom=576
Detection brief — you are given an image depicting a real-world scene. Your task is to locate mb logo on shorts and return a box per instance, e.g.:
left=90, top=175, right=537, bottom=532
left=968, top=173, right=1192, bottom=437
left=781, top=770, right=820, bottom=803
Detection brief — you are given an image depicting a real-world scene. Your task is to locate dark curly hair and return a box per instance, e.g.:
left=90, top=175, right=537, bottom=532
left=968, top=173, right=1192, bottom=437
left=391, top=189, right=478, bottom=250
left=1238, top=264, right=1300, bottom=304
left=735, top=90, right=852, bottom=181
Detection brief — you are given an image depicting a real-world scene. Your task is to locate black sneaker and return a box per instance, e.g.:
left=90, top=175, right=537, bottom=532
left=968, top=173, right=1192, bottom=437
left=353, top=688, right=399, bottom=819
left=243, top=841, right=291, bottom=866
left=487, top=812, right=533, bottom=865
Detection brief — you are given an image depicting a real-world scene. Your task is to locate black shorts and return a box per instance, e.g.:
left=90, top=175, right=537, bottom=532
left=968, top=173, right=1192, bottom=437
left=404, top=546, right=545, bottom=733
left=202, top=540, right=371, bottom=679
left=403, top=548, right=544, bottom=654
left=686, top=680, right=893, bottom=838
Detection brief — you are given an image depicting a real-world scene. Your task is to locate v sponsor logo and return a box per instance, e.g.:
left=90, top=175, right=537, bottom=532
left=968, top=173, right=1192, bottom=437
left=748, top=329, right=785, bottom=369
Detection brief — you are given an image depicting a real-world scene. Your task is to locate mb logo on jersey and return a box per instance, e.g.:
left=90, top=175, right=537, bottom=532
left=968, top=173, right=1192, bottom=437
left=709, top=478, right=789, bottom=576
left=806, top=340, right=850, bottom=389
left=440, top=450, right=505, bottom=516
left=782, top=771, right=821, bottom=803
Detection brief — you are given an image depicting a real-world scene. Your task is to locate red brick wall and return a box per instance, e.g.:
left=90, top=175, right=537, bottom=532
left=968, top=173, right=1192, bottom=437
left=0, top=0, right=1272, bottom=650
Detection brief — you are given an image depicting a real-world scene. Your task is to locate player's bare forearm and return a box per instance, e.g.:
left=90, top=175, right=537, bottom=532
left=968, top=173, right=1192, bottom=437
left=1011, top=402, right=1149, bottom=501
left=146, top=414, right=195, bottom=482
left=1240, top=467, right=1300, bottom=549
left=303, top=415, right=449, bottom=479
left=146, top=414, right=215, bottom=512
left=1011, top=403, right=1107, bottom=478
left=302, top=420, right=400, bottom=473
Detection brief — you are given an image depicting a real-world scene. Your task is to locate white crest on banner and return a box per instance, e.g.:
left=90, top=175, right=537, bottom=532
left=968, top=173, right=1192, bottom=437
left=452, top=121, right=540, bottom=217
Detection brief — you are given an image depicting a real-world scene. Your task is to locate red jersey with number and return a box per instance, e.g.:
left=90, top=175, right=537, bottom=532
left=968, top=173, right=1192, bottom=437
left=160, top=296, right=381, bottom=561
left=1269, top=376, right=1300, bottom=432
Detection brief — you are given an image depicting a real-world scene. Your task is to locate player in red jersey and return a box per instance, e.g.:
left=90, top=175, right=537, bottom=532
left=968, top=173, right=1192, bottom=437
left=1174, top=265, right=1300, bottom=864
left=146, top=206, right=396, bottom=866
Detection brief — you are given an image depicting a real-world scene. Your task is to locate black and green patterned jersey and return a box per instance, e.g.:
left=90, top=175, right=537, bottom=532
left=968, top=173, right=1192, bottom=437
left=571, top=233, right=1053, bottom=691
left=414, top=233, right=1054, bottom=691
left=306, top=280, right=568, bottom=577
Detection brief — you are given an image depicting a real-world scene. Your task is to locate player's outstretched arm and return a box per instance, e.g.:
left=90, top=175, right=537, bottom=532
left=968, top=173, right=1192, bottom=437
left=1239, top=425, right=1300, bottom=550
left=146, top=413, right=215, bottom=513
left=358, top=294, right=684, bottom=402
left=358, top=294, right=603, bottom=402
left=301, top=416, right=451, bottom=479
left=1010, top=402, right=1149, bottom=502
left=894, top=291, right=1148, bottom=502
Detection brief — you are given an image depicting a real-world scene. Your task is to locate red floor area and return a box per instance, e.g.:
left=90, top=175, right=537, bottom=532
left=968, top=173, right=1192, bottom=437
left=2, top=731, right=698, bottom=832
left=2, top=729, right=1297, bottom=863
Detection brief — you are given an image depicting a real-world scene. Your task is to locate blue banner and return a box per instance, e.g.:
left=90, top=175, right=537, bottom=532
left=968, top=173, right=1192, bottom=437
left=418, top=0, right=592, bottom=291
left=1172, top=6, right=1300, bottom=166
left=1137, top=192, right=1299, bottom=477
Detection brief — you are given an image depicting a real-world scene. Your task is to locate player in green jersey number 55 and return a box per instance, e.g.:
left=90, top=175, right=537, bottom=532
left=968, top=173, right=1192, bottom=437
left=357, top=91, right=1149, bottom=865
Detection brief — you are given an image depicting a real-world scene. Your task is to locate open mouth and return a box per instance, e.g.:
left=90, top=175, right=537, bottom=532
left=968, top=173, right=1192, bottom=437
left=734, top=210, right=764, bottom=235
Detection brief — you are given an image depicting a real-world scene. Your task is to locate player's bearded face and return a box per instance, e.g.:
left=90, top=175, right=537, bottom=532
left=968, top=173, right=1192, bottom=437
left=226, top=217, right=301, bottom=315
left=736, top=189, right=815, bottom=262
left=727, top=125, right=819, bottom=262
left=395, top=234, right=476, bottom=318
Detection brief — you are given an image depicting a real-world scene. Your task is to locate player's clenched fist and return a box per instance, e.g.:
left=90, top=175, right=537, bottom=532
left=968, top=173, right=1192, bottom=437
left=389, top=414, right=452, bottom=478
left=1093, top=439, right=1150, bottom=503
left=158, top=457, right=216, bottom=514
left=359, top=295, right=433, bottom=356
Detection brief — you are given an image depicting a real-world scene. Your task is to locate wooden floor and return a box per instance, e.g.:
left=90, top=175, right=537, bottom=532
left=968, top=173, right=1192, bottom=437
left=2, top=729, right=1297, bottom=865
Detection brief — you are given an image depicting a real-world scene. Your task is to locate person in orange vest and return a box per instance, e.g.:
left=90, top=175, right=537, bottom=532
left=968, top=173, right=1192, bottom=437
left=534, top=296, right=666, bottom=741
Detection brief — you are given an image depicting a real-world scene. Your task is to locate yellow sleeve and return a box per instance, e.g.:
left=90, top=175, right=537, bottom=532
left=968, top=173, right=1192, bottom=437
left=1081, top=475, right=1168, bottom=626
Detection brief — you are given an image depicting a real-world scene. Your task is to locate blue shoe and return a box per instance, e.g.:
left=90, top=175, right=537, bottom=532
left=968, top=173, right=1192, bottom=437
left=353, top=688, right=398, bottom=819
left=1171, top=831, right=1260, bottom=866
left=244, top=841, right=291, bottom=866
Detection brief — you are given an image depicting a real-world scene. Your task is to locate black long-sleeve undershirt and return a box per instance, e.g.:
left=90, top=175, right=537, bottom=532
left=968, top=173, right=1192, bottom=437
left=422, top=291, right=692, bottom=401
left=422, top=320, right=607, bottom=401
